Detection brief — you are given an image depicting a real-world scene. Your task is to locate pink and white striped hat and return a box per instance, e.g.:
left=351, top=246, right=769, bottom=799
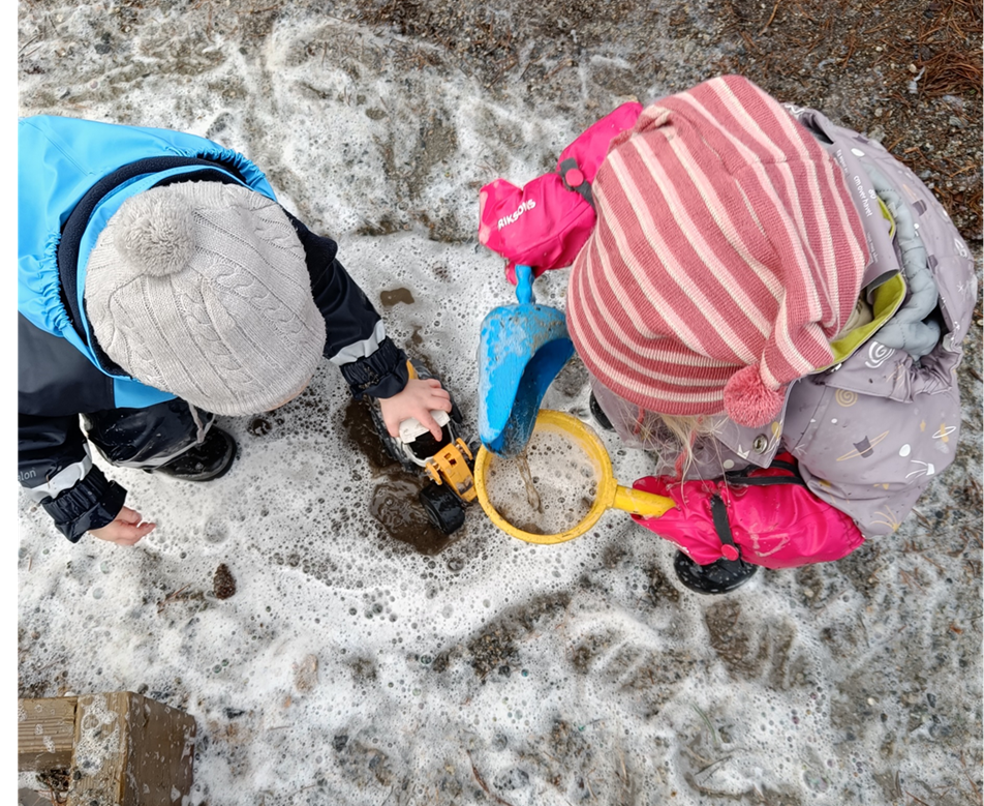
left=567, top=75, right=870, bottom=428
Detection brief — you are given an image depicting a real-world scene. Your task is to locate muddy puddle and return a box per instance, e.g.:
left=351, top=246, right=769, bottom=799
left=379, top=286, right=415, bottom=307
left=341, top=397, right=457, bottom=555
left=340, top=395, right=398, bottom=473
left=368, top=474, right=455, bottom=555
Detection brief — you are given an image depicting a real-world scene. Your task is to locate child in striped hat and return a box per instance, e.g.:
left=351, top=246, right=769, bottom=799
left=567, top=75, right=976, bottom=594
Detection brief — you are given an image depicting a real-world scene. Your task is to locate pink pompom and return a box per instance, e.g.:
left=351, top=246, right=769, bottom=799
left=723, top=365, right=786, bottom=428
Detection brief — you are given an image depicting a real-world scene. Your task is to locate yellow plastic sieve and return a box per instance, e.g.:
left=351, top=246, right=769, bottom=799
left=474, top=409, right=676, bottom=544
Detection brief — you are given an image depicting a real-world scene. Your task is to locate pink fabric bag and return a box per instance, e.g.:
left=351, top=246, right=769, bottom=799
left=478, top=102, right=642, bottom=284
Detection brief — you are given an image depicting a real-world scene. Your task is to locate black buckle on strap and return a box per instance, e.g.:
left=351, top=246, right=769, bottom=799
left=709, top=493, right=743, bottom=567
left=558, top=158, right=594, bottom=207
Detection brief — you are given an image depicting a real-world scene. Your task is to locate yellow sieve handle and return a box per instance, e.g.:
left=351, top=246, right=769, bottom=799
left=611, top=486, right=676, bottom=519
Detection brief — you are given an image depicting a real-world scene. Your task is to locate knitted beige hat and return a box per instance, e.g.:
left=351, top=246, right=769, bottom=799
left=85, top=182, right=326, bottom=415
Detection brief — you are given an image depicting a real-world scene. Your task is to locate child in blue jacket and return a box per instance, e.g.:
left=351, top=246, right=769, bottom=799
left=18, top=116, right=451, bottom=547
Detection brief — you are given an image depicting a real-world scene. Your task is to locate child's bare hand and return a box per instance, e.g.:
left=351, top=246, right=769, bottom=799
left=378, top=378, right=452, bottom=441
left=88, top=505, right=156, bottom=546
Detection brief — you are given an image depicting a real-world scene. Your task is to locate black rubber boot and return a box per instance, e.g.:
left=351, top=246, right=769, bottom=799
left=154, top=428, right=237, bottom=482
left=588, top=392, right=615, bottom=432
left=673, top=550, right=759, bottom=595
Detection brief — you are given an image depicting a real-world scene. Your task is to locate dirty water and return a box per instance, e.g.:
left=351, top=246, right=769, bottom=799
left=485, top=429, right=597, bottom=536
left=379, top=286, right=415, bottom=307
left=340, top=396, right=456, bottom=555
left=514, top=452, right=544, bottom=517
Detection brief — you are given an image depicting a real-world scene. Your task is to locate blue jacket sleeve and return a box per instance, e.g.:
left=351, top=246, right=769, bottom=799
left=286, top=213, right=409, bottom=399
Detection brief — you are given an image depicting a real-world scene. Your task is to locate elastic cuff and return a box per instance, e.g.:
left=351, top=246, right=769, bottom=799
left=339, top=338, right=409, bottom=399
left=41, top=466, right=127, bottom=543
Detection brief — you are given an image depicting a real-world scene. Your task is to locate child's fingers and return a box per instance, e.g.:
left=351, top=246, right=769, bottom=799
left=431, top=393, right=453, bottom=412
left=136, top=521, right=157, bottom=537
left=99, top=519, right=156, bottom=546
left=418, top=410, right=445, bottom=441
left=422, top=381, right=451, bottom=400
left=117, top=521, right=157, bottom=545
left=423, top=379, right=450, bottom=397
left=115, top=505, right=143, bottom=525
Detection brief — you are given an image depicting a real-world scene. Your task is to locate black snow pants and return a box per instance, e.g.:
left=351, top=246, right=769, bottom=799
left=82, top=399, right=214, bottom=470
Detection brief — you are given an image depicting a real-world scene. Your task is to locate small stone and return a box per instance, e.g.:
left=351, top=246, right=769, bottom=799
left=293, top=654, right=319, bottom=692
left=908, top=63, right=918, bottom=73
left=212, top=563, right=236, bottom=599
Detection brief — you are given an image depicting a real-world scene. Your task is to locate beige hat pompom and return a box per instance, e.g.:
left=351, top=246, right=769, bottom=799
left=113, top=190, right=196, bottom=277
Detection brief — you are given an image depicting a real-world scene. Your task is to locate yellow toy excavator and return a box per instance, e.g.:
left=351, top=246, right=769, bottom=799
left=368, top=361, right=477, bottom=534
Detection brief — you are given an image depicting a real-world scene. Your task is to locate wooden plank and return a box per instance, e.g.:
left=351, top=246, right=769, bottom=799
left=67, top=692, right=129, bottom=806
left=67, top=692, right=197, bottom=806
left=18, top=697, right=78, bottom=771
left=120, top=692, right=197, bottom=806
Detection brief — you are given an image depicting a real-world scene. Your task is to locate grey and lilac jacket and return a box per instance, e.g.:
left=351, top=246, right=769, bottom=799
left=602, top=104, right=977, bottom=555
left=18, top=116, right=409, bottom=542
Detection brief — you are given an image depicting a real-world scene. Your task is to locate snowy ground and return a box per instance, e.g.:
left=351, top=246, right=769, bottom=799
left=16, top=2, right=983, bottom=805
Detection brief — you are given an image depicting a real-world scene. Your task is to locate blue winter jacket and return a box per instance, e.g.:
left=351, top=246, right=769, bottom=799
left=19, top=116, right=408, bottom=541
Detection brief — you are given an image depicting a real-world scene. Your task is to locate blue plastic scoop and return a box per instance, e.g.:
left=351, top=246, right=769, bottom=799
left=478, top=265, right=575, bottom=456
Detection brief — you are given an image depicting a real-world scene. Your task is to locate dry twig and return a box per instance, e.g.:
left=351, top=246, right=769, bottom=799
left=157, top=584, right=191, bottom=613
left=466, top=750, right=516, bottom=806
left=759, top=0, right=782, bottom=34
left=960, top=750, right=982, bottom=801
